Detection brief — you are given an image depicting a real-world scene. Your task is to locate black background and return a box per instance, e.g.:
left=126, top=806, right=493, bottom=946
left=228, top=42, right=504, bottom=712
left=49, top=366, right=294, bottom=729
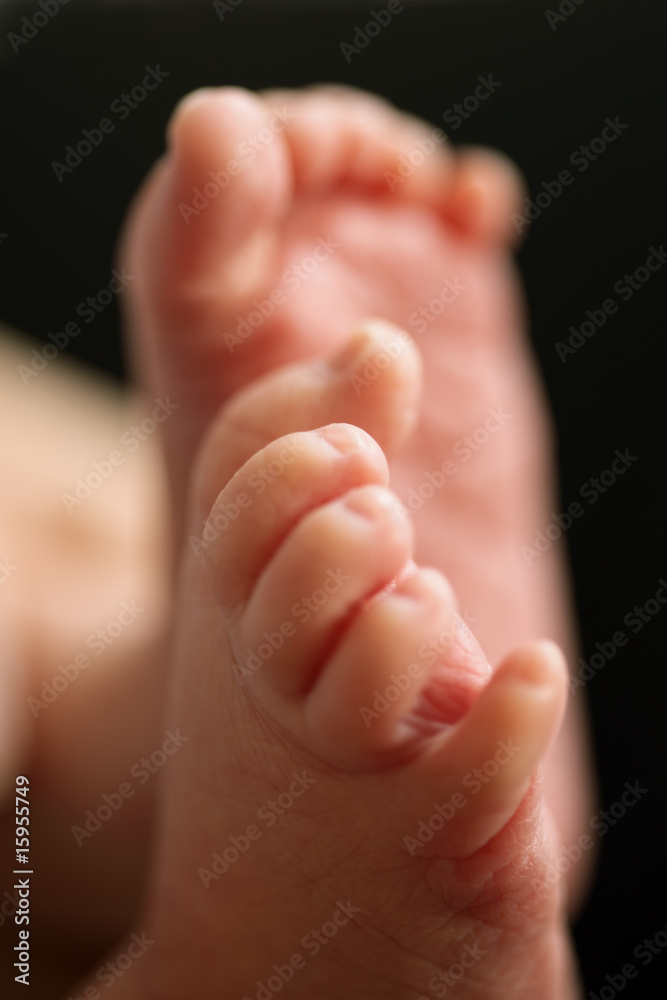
left=1, top=0, right=666, bottom=996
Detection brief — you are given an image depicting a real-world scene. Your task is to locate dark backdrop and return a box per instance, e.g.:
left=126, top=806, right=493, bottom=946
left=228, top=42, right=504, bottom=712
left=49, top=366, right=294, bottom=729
left=1, top=0, right=666, bottom=996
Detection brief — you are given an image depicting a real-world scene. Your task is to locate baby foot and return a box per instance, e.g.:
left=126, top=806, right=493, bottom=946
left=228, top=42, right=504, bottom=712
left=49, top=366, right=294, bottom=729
left=120, top=83, right=593, bottom=882
left=120, top=82, right=524, bottom=568
left=79, top=324, right=580, bottom=1000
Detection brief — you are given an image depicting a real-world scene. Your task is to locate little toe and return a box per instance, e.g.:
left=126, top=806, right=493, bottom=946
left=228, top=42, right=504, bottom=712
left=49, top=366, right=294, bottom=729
left=441, top=146, right=528, bottom=247
left=404, top=639, right=568, bottom=858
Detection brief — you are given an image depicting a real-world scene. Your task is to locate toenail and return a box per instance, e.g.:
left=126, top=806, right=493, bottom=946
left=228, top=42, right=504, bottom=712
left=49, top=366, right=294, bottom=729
left=168, top=88, right=218, bottom=140
left=517, top=641, right=564, bottom=687
left=328, top=331, right=372, bottom=374
left=318, top=423, right=375, bottom=455
left=344, top=485, right=407, bottom=522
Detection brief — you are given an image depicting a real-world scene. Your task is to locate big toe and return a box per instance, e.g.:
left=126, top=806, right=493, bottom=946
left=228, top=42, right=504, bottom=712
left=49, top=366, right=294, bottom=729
left=120, top=88, right=295, bottom=524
